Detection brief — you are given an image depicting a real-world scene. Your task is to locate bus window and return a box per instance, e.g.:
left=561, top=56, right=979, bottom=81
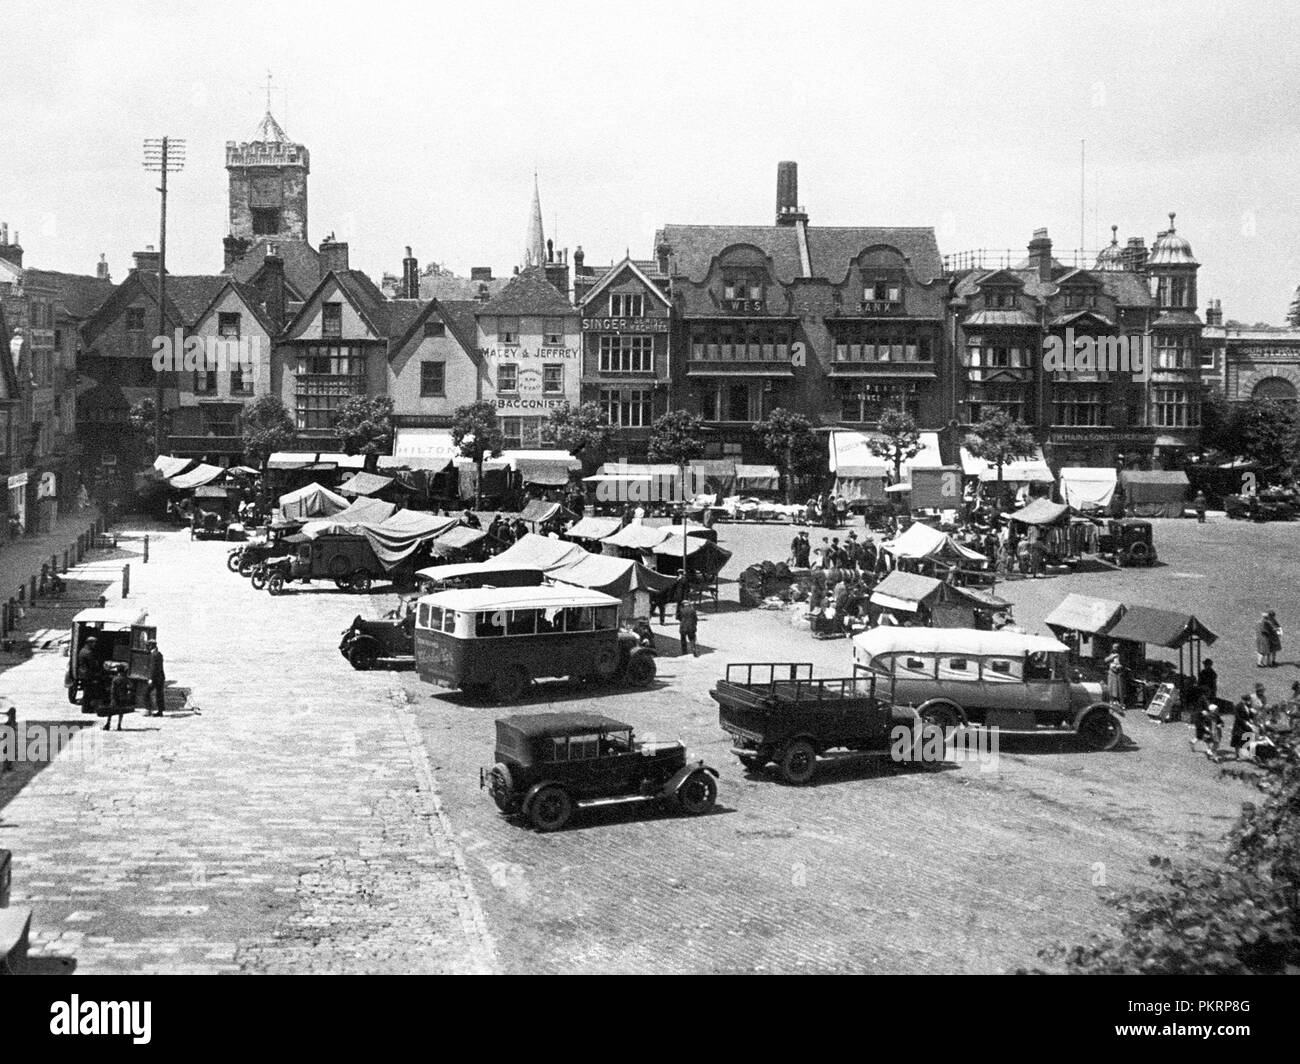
left=938, top=657, right=972, bottom=681
left=594, top=606, right=617, bottom=631
left=418, top=604, right=431, bottom=629
left=442, top=609, right=456, bottom=634
left=562, top=607, right=593, bottom=632
left=982, top=658, right=1021, bottom=682
left=896, top=655, right=936, bottom=680
left=545, top=737, right=567, bottom=762
left=476, top=611, right=506, bottom=637
left=536, top=607, right=562, bottom=635
left=506, top=609, right=536, bottom=636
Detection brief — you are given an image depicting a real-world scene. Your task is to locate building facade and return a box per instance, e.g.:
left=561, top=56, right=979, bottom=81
left=1201, top=299, right=1300, bottom=403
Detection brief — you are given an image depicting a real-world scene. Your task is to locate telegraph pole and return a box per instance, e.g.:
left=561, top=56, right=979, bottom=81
left=143, top=136, right=186, bottom=455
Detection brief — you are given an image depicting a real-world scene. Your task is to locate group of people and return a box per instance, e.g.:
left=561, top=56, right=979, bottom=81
left=1189, top=674, right=1298, bottom=763
left=789, top=530, right=881, bottom=575
left=74, top=635, right=167, bottom=731
left=804, top=493, right=849, bottom=529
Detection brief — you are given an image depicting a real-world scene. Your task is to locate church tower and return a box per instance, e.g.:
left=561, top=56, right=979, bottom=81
left=225, top=109, right=310, bottom=246
left=524, top=173, right=545, bottom=268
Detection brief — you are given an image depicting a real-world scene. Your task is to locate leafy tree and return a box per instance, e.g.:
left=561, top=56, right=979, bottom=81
left=963, top=409, right=1037, bottom=486
left=1233, top=399, right=1300, bottom=484
left=241, top=395, right=295, bottom=476
left=755, top=407, right=822, bottom=502
left=867, top=409, right=923, bottom=483
left=451, top=400, right=505, bottom=509
left=541, top=401, right=614, bottom=475
left=1036, top=752, right=1300, bottom=974
left=333, top=395, right=394, bottom=473
left=647, top=409, right=707, bottom=505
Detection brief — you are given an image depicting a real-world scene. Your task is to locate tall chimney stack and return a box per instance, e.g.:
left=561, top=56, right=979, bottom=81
left=319, top=237, right=349, bottom=275
left=1027, top=228, right=1053, bottom=282
left=402, top=246, right=419, bottom=299
left=775, top=161, right=807, bottom=227
left=96, top=253, right=111, bottom=282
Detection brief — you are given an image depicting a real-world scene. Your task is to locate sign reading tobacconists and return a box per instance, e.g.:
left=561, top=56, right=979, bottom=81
left=581, top=317, right=669, bottom=333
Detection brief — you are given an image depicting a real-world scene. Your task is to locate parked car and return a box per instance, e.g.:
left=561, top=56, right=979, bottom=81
left=482, top=712, right=718, bottom=831
left=711, top=662, right=940, bottom=783
left=852, top=627, right=1123, bottom=750
left=339, top=605, right=416, bottom=670
left=414, top=585, right=658, bottom=702
left=258, top=534, right=384, bottom=594
left=228, top=520, right=305, bottom=575
left=63, top=607, right=154, bottom=707
left=1095, top=518, right=1157, bottom=567
left=1224, top=490, right=1297, bottom=522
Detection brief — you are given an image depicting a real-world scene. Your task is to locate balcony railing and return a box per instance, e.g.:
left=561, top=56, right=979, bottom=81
left=690, top=343, right=790, bottom=362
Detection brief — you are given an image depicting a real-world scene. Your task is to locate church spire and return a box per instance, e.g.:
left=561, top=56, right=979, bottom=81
left=524, top=172, right=545, bottom=268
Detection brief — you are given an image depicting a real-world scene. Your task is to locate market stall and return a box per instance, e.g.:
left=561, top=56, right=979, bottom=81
left=1120, top=470, right=1190, bottom=518
left=1058, top=467, right=1118, bottom=512
left=278, top=482, right=348, bottom=521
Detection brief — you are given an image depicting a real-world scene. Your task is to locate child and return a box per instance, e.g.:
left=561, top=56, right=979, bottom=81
left=102, top=663, right=136, bottom=731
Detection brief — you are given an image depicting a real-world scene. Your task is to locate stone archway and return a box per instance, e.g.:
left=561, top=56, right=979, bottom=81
left=1248, top=370, right=1300, bottom=402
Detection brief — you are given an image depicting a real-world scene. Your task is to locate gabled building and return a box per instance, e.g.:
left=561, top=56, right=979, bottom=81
left=654, top=162, right=948, bottom=460
left=577, top=254, right=672, bottom=454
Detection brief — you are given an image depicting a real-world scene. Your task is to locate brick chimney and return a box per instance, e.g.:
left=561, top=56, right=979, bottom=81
left=1205, top=298, right=1223, bottom=326
left=775, top=161, right=808, bottom=226
left=1027, top=228, right=1053, bottom=282
left=0, top=224, right=23, bottom=270
left=1122, top=236, right=1148, bottom=273
left=470, top=266, right=493, bottom=282
left=223, top=234, right=251, bottom=270
left=133, top=246, right=161, bottom=273
left=258, top=251, right=287, bottom=332
left=402, top=246, right=419, bottom=299
left=96, top=253, right=111, bottom=282
left=319, top=237, right=349, bottom=274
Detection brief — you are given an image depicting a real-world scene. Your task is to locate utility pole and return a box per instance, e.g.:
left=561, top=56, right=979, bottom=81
left=143, top=136, right=186, bottom=455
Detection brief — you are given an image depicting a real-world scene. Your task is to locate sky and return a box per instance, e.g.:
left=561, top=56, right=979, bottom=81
left=1, top=0, right=1298, bottom=323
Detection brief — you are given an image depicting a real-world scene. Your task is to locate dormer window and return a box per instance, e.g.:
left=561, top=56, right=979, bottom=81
left=985, top=288, right=1016, bottom=309
left=865, top=279, right=902, bottom=304
left=610, top=293, right=643, bottom=318
left=722, top=269, right=765, bottom=309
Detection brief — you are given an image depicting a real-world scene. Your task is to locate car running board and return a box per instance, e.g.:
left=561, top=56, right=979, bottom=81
left=574, top=794, right=661, bottom=810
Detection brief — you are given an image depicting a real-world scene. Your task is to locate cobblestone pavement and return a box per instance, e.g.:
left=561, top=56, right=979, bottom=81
left=0, top=529, right=495, bottom=974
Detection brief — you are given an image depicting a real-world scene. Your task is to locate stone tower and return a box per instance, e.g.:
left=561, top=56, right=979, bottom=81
left=225, top=109, right=310, bottom=244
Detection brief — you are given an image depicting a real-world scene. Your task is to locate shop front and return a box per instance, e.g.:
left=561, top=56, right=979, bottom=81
left=7, top=470, right=28, bottom=534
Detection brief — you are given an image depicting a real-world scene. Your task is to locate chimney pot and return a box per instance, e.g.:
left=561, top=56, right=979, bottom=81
left=775, top=161, right=807, bottom=226
left=320, top=239, right=349, bottom=274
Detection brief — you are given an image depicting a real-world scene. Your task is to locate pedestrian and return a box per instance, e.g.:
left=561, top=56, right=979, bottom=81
left=101, top=663, right=135, bottom=731
left=1230, top=688, right=1263, bottom=759
left=1257, top=610, right=1282, bottom=667
left=1190, top=690, right=1221, bottom=757
left=1193, top=490, right=1208, bottom=523
left=146, top=639, right=166, bottom=717
left=1105, top=652, right=1127, bottom=708
left=76, top=634, right=101, bottom=707
left=676, top=598, right=699, bottom=657
left=1197, top=658, right=1218, bottom=701
left=834, top=494, right=849, bottom=528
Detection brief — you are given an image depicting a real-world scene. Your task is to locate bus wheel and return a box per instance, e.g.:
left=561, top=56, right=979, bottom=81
left=919, top=701, right=961, bottom=735
left=529, top=786, right=573, bottom=832
left=491, top=666, right=528, bottom=703
left=1077, top=706, right=1123, bottom=751
left=777, top=740, right=818, bottom=785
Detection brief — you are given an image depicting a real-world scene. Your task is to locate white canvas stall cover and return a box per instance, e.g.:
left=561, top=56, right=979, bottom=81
left=278, top=482, right=349, bottom=520
left=959, top=446, right=1054, bottom=483
left=830, top=430, right=943, bottom=478
left=1059, top=467, right=1118, bottom=510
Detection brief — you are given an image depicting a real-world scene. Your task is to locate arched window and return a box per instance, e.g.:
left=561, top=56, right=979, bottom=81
left=1252, top=376, right=1298, bottom=403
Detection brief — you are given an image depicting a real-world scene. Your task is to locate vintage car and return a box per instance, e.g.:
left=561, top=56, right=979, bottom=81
left=711, top=662, right=941, bottom=784
left=414, top=585, right=657, bottom=702
left=1224, top=490, right=1297, bottom=522
left=228, top=520, right=304, bottom=575
left=482, top=712, right=718, bottom=831
left=257, top=534, right=385, bottom=594
left=852, top=627, right=1123, bottom=750
left=339, top=605, right=416, bottom=670
left=63, top=607, right=154, bottom=707
left=1095, top=518, right=1157, bottom=567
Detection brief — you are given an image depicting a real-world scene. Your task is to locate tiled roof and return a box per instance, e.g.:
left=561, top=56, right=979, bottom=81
left=133, top=272, right=230, bottom=325
left=418, top=269, right=509, bottom=301
left=477, top=266, right=574, bottom=317
left=1095, top=271, right=1154, bottom=307
left=1152, top=310, right=1203, bottom=328
left=437, top=299, right=484, bottom=358
left=332, top=269, right=396, bottom=336
left=227, top=239, right=322, bottom=300
left=1050, top=310, right=1116, bottom=328
left=658, top=224, right=804, bottom=284
left=22, top=269, right=115, bottom=320
left=963, top=309, right=1039, bottom=327
left=805, top=227, right=944, bottom=284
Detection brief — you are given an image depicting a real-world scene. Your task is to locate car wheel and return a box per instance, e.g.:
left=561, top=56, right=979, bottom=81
left=738, top=753, right=768, bottom=772
left=487, top=764, right=515, bottom=813
left=226, top=551, right=242, bottom=573
left=1077, top=706, right=1123, bottom=751
left=267, top=573, right=286, bottom=596
left=529, top=785, right=573, bottom=832
left=777, top=739, right=817, bottom=785
left=490, top=666, right=529, bottom=703
left=350, top=573, right=372, bottom=593
left=334, top=575, right=352, bottom=590
left=239, top=560, right=256, bottom=578
left=625, top=650, right=656, bottom=687
left=919, top=702, right=961, bottom=735
left=250, top=567, right=269, bottom=591
left=675, top=770, right=717, bottom=815
left=348, top=642, right=377, bottom=671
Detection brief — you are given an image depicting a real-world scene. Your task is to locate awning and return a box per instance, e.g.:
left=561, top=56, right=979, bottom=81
left=490, top=532, right=587, bottom=572
left=301, top=497, right=397, bottom=537
left=337, top=471, right=396, bottom=497
left=503, top=450, right=581, bottom=486
left=603, top=521, right=713, bottom=551
left=834, top=465, right=888, bottom=503
left=829, top=430, right=943, bottom=476
left=884, top=522, right=986, bottom=562
left=1105, top=606, right=1217, bottom=649
left=168, top=463, right=226, bottom=490
left=268, top=451, right=319, bottom=470
left=869, top=570, right=944, bottom=611
left=564, top=515, right=624, bottom=541
left=393, top=428, right=460, bottom=469
left=519, top=499, right=578, bottom=526
left=153, top=455, right=193, bottom=479
left=429, top=524, right=488, bottom=558
left=360, top=510, right=459, bottom=570
left=1120, top=470, right=1189, bottom=517
left=278, top=482, right=349, bottom=520
left=961, top=446, right=1054, bottom=483
left=1044, top=593, right=1125, bottom=635
left=228, top=465, right=261, bottom=476
left=1059, top=467, right=1118, bottom=511
left=946, top=585, right=1012, bottom=610
left=885, top=482, right=912, bottom=494
left=550, top=552, right=678, bottom=597
left=735, top=464, right=779, bottom=491
left=1006, top=498, right=1071, bottom=525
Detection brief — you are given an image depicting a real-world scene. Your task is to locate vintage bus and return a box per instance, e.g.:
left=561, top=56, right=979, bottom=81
left=852, top=626, right=1123, bottom=750
left=414, top=584, right=656, bottom=702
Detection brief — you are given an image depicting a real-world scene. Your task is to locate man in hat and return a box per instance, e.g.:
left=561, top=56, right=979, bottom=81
left=146, top=639, right=167, bottom=717
left=76, top=634, right=101, bottom=707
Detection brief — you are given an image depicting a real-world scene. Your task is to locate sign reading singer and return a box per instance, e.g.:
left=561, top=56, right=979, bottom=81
left=581, top=317, right=669, bottom=333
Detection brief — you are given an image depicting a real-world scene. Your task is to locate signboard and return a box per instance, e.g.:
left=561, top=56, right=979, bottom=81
left=910, top=466, right=963, bottom=510
left=6, top=472, right=27, bottom=490
left=481, top=344, right=582, bottom=413
left=1145, top=681, right=1178, bottom=721
left=393, top=429, right=458, bottom=462
left=581, top=317, right=669, bottom=333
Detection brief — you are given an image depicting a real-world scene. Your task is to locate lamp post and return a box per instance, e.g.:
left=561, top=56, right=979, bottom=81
left=143, top=136, right=186, bottom=456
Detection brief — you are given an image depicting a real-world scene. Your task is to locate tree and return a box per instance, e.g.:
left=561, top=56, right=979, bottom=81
left=867, top=409, right=923, bottom=483
left=541, top=401, right=614, bottom=475
left=755, top=407, right=822, bottom=502
left=647, top=409, right=707, bottom=506
left=241, top=395, right=295, bottom=476
left=963, top=409, right=1037, bottom=486
left=451, top=400, right=505, bottom=510
left=1233, top=399, right=1300, bottom=485
left=333, top=395, right=394, bottom=473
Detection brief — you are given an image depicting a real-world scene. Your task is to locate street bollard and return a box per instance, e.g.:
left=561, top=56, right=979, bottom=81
left=122, top=564, right=130, bottom=599
left=143, top=535, right=149, bottom=564
left=1, top=601, right=8, bottom=637
left=62, top=548, right=69, bottom=573
left=29, top=576, right=37, bottom=603
left=50, top=554, right=58, bottom=578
